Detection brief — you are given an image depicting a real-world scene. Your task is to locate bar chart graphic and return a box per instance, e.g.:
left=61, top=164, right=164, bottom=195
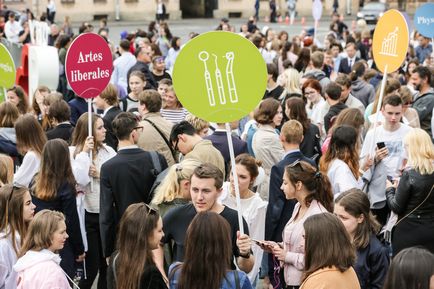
left=379, top=27, right=399, bottom=57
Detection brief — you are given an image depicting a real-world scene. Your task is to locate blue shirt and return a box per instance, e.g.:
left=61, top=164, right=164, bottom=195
left=415, top=44, right=433, bottom=64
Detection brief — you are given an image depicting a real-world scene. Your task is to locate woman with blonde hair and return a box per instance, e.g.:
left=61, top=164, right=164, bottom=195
left=161, top=86, right=188, bottom=124
left=152, top=159, right=201, bottom=216
left=13, top=115, right=47, bottom=187
left=386, top=128, right=434, bottom=256
left=14, top=210, right=72, bottom=289
left=280, top=68, right=302, bottom=98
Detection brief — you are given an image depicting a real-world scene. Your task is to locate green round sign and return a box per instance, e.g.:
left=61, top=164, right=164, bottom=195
left=0, top=43, right=16, bottom=89
left=172, top=31, right=267, bottom=123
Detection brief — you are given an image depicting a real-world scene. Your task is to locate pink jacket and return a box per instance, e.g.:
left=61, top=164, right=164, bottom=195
left=13, top=249, right=71, bottom=289
left=282, top=200, right=328, bottom=286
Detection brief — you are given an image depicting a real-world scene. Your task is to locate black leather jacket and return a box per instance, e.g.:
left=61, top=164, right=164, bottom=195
left=386, top=168, right=434, bottom=218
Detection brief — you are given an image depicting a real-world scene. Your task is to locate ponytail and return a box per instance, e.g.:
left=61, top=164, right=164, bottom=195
left=286, top=161, right=334, bottom=212
left=310, top=171, right=334, bottom=212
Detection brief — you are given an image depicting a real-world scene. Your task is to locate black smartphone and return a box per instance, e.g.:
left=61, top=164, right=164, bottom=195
left=377, top=142, right=386, bottom=149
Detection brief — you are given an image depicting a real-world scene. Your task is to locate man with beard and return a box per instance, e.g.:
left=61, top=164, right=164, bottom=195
left=411, top=66, right=434, bottom=139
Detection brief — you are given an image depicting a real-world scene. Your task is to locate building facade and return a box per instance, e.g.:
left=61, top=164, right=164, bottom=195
left=1, top=0, right=429, bottom=22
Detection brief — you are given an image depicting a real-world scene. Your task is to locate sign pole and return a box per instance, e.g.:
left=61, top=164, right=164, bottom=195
left=225, top=122, right=244, bottom=235
left=88, top=98, right=94, bottom=192
left=369, top=64, right=388, bottom=154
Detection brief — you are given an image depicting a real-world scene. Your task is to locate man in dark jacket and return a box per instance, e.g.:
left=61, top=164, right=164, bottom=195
left=99, top=112, right=167, bottom=258
left=127, top=45, right=157, bottom=91
left=265, top=120, right=316, bottom=288
left=324, top=82, right=347, bottom=133
left=411, top=66, right=434, bottom=139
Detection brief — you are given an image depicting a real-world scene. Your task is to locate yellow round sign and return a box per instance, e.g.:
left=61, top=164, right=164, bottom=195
left=372, top=9, right=409, bottom=74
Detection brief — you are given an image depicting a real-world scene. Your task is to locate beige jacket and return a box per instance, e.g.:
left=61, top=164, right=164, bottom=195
left=137, top=112, right=175, bottom=166
left=300, top=266, right=361, bottom=289
left=185, top=140, right=225, bottom=177
left=252, top=124, right=284, bottom=200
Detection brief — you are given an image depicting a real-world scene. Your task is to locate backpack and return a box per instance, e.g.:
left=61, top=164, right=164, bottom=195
left=147, top=151, right=169, bottom=204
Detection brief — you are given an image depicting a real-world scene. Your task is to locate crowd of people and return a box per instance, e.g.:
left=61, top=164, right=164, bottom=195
left=1, top=7, right=434, bottom=289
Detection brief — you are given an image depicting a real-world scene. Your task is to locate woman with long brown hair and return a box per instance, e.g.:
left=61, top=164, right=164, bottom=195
left=300, top=213, right=360, bottom=289
left=319, top=125, right=364, bottom=198
left=334, top=189, right=389, bottom=289
left=286, top=97, right=321, bottom=161
left=70, top=112, right=116, bottom=289
left=13, top=115, right=47, bottom=187
left=0, top=154, right=14, bottom=186
left=107, top=203, right=166, bottom=289
left=0, top=102, right=20, bottom=158
left=6, top=86, right=29, bottom=115
left=321, top=107, right=365, bottom=154
left=30, top=85, right=50, bottom=123
left=169, top=211, right=252, bottom=289
left=261, top=160, right=333, bottom=289
left=0, top=185, right=35, bottom=289
left=31, top=139, right=85, bottom=278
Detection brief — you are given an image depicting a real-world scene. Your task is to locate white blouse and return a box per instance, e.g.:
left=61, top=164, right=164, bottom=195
left=14, top=150, right=40, bottom=187
left=69, top=145, right=116, bottom=213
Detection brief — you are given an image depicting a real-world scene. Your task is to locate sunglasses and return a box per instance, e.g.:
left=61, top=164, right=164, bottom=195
left=144, top=203, right=157, bottom=216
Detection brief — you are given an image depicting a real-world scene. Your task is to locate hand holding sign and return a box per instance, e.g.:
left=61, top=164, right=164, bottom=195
left=65, top=33, right=113, bottom=192
left=172, top=31, right=267, bottom=235
left=65, top=33, right=113, bottom=99
left=371, top=10, right=409, bottom=154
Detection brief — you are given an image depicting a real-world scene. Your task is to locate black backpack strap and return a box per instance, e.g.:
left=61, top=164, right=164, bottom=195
left=149, top=151, right=162, bottom=176
left=121, top=98, right=128, bottom=112
left=142, top=118, right=176, bottom=161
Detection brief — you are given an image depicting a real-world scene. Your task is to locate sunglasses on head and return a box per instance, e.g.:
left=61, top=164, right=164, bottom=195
left=144, top=203, right=157, bottom=216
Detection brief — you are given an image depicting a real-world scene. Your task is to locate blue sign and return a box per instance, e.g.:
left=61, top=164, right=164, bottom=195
left=414, top=3, right=434, bottom=38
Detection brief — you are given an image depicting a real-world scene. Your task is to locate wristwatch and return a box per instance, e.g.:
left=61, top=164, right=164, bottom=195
left=239, top=250, right=252, bottom=258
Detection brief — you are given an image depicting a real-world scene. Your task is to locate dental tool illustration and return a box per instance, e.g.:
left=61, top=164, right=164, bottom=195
left=225, top=52, right=239, bottom=103
left=198, top=51, right=216, bottom=106
left=213, top=53, right=226, bottom=105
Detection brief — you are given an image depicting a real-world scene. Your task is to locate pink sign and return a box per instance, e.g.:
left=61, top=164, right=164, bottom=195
left=65, top=33, right=113, bottom=98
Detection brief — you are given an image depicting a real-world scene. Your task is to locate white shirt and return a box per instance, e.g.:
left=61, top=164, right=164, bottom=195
left=4, top=20, right=22, bottom=43
left=327, top=159, right=363, bottom=199
left=14, top=151, right=40, bottom=187
left=219, top=182, right=268, bottom=283
left=110, top=52, right=137, bottom=93
left=361, top=124, right=413, bottom=178
left=69, top=145, right=116, bottom=213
